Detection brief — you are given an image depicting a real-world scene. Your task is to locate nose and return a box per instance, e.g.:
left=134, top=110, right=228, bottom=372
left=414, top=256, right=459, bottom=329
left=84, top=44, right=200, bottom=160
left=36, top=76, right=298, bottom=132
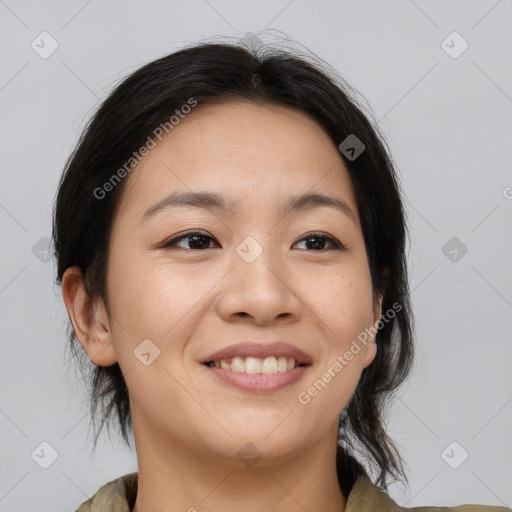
left=215, top=246, right=303, bottom=326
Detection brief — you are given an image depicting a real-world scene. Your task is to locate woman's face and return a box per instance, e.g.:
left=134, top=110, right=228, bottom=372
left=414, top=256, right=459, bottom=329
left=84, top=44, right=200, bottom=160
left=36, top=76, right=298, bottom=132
left=95, top=100, right=381, bottom=462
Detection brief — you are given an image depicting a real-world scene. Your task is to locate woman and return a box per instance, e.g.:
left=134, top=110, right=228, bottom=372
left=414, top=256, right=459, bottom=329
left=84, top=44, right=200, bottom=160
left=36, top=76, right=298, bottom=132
left=53, top=40, right=510, bottom=511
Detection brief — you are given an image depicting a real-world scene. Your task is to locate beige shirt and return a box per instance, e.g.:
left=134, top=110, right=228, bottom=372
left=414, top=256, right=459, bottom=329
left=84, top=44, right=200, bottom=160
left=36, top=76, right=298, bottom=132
left=75, top=471, right=511, bottom=512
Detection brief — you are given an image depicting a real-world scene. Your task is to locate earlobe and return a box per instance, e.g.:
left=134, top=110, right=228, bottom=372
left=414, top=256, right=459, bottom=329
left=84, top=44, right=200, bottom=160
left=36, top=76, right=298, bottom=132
left=372, top=293, right=384, bottom=334
left=362, top=340, right=377, bottom=369
left=362, top=293, right=383, bottom=369
left=61, top=266, right=118, bottom=367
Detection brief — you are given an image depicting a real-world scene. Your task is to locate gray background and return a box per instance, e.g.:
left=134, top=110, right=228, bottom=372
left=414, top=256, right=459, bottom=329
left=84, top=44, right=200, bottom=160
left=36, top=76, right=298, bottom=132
left=1, top=1, right=511, bottom=510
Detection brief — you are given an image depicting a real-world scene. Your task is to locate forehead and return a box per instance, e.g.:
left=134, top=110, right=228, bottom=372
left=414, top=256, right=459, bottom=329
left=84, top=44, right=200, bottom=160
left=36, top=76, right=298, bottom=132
left=116, top=99, right=359, bottom=225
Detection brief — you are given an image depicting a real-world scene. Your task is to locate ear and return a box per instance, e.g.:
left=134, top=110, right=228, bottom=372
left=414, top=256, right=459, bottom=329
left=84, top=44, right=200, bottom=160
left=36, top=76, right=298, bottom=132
left=61, top=266, right=118, bottom=366
left=362, top=292, right=383, bottom=369
left=370, top=292, right=384, bottom=337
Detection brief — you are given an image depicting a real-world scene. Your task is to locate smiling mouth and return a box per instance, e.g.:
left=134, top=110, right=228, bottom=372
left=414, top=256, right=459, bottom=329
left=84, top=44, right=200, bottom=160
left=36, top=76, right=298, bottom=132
left=202, top=355, right=312, bottom=374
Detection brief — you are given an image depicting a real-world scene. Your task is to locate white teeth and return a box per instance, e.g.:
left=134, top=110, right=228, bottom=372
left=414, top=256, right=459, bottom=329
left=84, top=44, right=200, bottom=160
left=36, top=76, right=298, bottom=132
left=245, top=357, right=262, bottom=374
left=261, top=356, right=277, bottom=374
left=210, top=356, right=301, bottom=373
left=231, top=357, right=245, bottom=373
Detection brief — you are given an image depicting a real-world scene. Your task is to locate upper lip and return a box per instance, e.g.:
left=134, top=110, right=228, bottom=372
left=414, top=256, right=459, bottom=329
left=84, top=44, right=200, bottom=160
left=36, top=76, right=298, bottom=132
left=200, top=341, right=313, bottom=365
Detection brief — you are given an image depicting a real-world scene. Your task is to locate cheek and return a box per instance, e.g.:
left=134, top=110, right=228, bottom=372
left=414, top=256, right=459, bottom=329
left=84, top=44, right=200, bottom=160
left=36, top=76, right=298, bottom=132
left=107, top=248, right=224, bottom=352
left=301, top=263, right=376, bottom=400
left=109, top=264, right=183, bottom=337
left=305, top=265, right=374, bottom=341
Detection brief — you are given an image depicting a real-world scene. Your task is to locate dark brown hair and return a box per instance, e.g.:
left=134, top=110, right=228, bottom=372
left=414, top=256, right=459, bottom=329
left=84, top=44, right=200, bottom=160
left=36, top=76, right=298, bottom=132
left=53, top=38, right=414, bottom=490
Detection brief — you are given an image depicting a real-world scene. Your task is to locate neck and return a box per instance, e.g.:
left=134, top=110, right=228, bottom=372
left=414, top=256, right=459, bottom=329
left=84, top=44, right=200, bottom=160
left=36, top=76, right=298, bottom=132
left=131, top=422, right=347, bottom=512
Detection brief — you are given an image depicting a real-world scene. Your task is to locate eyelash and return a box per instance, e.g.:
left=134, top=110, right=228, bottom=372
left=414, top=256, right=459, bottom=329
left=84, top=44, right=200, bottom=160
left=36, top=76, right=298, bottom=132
left=160, top=230, right=344, bottom=251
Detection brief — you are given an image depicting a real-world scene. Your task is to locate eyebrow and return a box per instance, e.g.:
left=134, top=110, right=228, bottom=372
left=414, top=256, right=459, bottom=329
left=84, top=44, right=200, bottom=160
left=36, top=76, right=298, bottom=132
left=141, top=190, right=357, bottom=226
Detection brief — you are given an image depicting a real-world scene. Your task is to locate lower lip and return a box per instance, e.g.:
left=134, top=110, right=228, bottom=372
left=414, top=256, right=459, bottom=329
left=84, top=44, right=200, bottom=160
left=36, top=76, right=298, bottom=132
left=202, top=364, right=311, bottom=393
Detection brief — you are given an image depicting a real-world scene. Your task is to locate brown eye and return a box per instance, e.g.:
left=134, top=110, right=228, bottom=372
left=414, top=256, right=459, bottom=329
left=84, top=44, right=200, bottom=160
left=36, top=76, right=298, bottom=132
left=293, top=232, right=344, bottom=251
left=160, top=231, right=344, bottom=251
left=162, top=231, right=218, bottom=250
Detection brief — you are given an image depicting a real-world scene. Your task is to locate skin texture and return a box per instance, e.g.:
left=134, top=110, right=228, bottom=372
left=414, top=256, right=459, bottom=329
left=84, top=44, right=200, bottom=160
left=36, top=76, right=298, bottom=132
left=62, top=100, right=382, bottom=512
